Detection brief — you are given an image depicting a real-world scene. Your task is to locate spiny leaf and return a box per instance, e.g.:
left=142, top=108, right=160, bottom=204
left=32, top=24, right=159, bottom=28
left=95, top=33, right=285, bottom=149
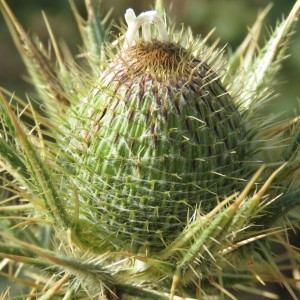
left=239, top=1, right=300, bottom=110
left=69, top=0, right=112, bottom=74
left=0, top=92, right=70, bottom=228
left=0, top=0, right=69, bottom=108
left=225, top=4, right=273, bottom=81
left=0, top=138, right=28, bottom=180
left=0, top=232, right=114, bottom=286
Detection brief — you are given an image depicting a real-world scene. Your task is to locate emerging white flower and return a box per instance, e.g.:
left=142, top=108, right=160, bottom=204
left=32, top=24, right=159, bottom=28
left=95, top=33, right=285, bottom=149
left=124, top=8, right=168, bottom=48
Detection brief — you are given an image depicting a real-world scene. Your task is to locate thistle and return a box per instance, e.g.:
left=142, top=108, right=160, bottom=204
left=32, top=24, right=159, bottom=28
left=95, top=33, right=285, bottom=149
left=66, top=8, right=248, bottom=252
left=0, top=1, right=300, bottom=300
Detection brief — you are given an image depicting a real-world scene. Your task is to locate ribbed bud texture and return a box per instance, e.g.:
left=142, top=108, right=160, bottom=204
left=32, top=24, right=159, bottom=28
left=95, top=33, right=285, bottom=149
left=68, top=11, right=246, bottom=252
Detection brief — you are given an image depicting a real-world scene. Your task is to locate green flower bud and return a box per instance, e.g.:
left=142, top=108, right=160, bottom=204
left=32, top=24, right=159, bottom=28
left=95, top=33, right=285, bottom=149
left=68, top=9, right=246, bottom=252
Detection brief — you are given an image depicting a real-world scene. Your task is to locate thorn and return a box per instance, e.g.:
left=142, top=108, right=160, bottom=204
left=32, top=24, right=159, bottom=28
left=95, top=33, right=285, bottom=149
left=169, top=271, right=180, bottom=300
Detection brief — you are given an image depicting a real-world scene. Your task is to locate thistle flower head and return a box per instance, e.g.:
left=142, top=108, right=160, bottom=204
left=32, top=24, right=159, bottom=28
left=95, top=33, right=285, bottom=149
left=0, top=1, right=299, bottom=299
left=66, top=8, right=248, bottom=252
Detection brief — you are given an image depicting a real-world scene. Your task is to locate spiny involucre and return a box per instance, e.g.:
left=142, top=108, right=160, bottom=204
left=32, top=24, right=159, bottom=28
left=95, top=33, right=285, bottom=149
left=66, top=8, right=248, bottom=252
left=0, top=1, right=299, bottom=299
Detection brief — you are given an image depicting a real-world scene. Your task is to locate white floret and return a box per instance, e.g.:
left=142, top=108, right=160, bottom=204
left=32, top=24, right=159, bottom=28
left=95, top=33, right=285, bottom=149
left=124, top=8, right=168, bottom=48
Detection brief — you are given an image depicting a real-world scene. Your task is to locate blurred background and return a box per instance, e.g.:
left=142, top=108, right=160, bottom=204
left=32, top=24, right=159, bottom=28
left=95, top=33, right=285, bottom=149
left=0, top=0, right=299, bottom=119
left=0, top=1, right=299, bottom=299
